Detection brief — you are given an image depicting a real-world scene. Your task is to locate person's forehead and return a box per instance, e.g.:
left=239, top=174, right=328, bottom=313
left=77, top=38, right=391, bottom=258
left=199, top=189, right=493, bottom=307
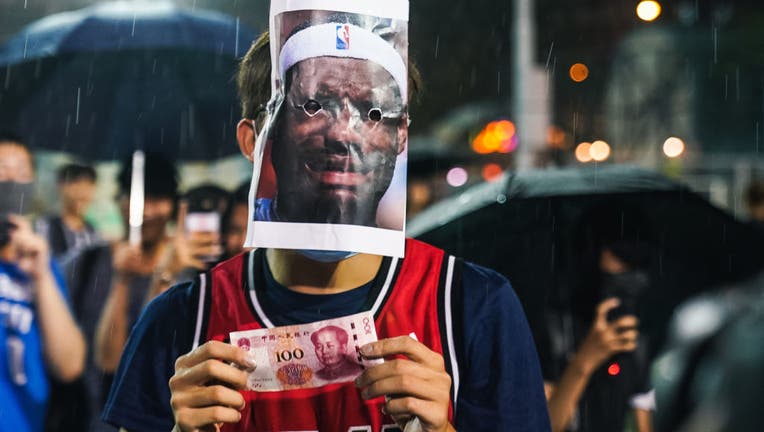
left=0, top=143, right=33, bottom=169
left=292, top=57, right=397, bottom=91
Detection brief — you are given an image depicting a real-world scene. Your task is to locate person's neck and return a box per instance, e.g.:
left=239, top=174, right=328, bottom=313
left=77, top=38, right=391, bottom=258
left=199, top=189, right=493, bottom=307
left=0, top=245, right=13, bottom=263
left=265, top=248, right=382, bottom=295
left=61, top=210, right=85, bottom=231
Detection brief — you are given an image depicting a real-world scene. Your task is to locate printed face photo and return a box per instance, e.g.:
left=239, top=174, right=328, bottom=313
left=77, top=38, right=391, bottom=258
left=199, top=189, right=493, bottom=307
left=271, top=57, right=406, bottom=226
left=312, top=326, right=348, bottom=367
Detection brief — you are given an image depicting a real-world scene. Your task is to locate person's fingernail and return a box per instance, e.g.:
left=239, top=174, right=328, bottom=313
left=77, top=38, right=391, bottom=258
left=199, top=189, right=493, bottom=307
left=360, top=344, right=373, bottom=355
left=381, top=406, right=387, bottom=415
left=244, top=356, right=256, bottom=369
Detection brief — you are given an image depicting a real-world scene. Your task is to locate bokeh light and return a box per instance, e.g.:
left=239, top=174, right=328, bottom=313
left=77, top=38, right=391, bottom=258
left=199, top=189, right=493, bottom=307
left=546, top=125, right=567, bottom=149
left=472, top=120, right=517, bottom=154
left=575, top=142, right=593, bottom=162
left=482, top=163, right=504, bottom=182
left=637, top=1, right=662, bottom=22
left=607, top=362, right=621, bottom=376
left=590, top=140, right=611, bottom=162
left=569, top=63, right=589, bottom=83
left=663, top=136, right=685, bottom=158
left=446, top=167, right=469, bottom=187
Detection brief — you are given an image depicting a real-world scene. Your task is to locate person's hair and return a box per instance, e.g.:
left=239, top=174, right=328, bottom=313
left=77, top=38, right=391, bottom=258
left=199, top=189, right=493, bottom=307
left=0, top=130, right=26, bottom=147
left=237, top=30, right=423, bottom=123
left=310, top=325, right=349, bottom=346
left=0, top=130, right=34, bottom=170
left=57, top=163, right=97, bottom=184
left=744, top=179, right=764, bottom=207
left=116, top=152, right=178, bottom=200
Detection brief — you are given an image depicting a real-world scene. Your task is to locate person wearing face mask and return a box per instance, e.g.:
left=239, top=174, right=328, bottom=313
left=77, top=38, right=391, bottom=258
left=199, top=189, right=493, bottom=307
left=0, top=131, right=86, bottom=432
left=542, top=204, right=654, bottom=432
left=101, top=9, right=551, bottom=432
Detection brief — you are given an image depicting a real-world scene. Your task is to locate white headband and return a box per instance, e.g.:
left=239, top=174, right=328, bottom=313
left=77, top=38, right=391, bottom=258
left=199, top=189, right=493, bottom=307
left=278, top=22, right=407, bottom=99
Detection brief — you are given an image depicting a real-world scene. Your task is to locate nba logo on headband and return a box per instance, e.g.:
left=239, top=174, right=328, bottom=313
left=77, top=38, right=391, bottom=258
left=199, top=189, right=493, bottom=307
left=336, top=24, right=350, bottom=49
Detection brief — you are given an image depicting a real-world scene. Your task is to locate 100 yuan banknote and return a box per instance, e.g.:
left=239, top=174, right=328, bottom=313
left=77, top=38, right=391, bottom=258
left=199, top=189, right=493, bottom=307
left=229, top=311, right=383, bottom=391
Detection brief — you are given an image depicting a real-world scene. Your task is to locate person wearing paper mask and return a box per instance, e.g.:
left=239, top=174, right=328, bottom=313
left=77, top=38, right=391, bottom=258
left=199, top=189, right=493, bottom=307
left=102, top=10, right=550, bottom=432
left=0, top=132, right=86, bottom=432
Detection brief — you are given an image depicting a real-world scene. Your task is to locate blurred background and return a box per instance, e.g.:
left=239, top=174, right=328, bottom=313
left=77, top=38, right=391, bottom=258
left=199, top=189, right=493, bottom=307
left=2, top=2, right=764, bottom=430
left=2, top=0, right=764, bottom=235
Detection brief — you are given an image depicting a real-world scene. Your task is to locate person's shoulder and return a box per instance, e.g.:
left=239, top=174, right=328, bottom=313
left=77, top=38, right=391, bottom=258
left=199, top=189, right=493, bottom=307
left=142, top=279, right=199, bottom=320
left=458, top=260, right=526, bottom=322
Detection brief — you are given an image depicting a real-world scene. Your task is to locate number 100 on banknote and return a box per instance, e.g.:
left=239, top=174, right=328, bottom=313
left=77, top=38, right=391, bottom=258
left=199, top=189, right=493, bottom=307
left=229, top=311, right=383, bottom=391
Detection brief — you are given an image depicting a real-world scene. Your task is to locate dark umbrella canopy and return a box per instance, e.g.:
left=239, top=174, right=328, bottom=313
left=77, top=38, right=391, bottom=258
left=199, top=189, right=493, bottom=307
left=0, top=1, right=259, bottom=161
left=409, top=165, right=764, bottom=354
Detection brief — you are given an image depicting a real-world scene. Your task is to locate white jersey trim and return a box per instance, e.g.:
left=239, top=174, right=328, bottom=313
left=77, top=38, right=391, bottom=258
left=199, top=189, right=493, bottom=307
left=443, top=255, right=460, bottom=412
left=370, top=257, right=399, bottom=316
left=247, top=249, right=276, bottom=328
left=192, top=273, right=207, bottom=349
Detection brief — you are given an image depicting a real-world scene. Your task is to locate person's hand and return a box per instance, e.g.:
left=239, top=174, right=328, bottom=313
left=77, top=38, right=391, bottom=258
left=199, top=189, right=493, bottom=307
left=160, top=202, right=222, bottom=275
left=6, top=214, right=51, bottom=281
left=355, top=336, right=455, bottom=432
left=574, top=298, right=639, bottom=375
left=111, top=241, right=144, bottom=278
left=170, top=341, right=255, bottom=432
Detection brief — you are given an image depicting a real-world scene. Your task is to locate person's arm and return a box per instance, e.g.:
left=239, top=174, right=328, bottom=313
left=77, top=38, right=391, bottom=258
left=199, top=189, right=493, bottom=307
left=103, top=281, right=198, bottom=431
left=146, top=202, right=220, bottom=304
left=9, top=214, right=86, bottom=381
left=95, top=271, right=131, bottom=372
left=95, top=242, right=145, bottom=372
left=453, top=262, right=551, bottom=431
left=545, top=298, right=639, bottom=432
left=635, top=408, right=653, bottom=432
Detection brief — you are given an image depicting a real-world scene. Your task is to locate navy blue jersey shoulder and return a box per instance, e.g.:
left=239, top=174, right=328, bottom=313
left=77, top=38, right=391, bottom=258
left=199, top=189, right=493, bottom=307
left=456, top=261, right=551, bottom=431
left=102, top=280, right=198, bottom=431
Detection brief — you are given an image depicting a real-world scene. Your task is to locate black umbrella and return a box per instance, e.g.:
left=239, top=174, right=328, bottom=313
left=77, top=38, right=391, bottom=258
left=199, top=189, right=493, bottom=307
left=0, top=1, right=259, bottom=161
left=408, top=165, right=764, bottom=354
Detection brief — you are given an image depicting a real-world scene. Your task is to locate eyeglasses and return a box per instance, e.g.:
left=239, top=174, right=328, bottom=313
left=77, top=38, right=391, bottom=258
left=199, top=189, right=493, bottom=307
left=291, top=98, right=405, bottom=125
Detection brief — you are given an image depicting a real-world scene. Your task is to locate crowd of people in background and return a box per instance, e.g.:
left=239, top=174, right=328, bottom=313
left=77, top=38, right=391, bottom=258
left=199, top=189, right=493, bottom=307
left=0, top=131, right=251, bottom=431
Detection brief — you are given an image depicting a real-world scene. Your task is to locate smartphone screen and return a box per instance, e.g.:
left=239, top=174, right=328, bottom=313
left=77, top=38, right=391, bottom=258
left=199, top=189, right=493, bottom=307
left=185, top=212, right=221, bottom=234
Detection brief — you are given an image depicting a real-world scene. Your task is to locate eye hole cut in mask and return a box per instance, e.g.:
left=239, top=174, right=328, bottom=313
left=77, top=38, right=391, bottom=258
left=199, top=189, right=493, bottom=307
left=292, top=98, right=404, bottom=127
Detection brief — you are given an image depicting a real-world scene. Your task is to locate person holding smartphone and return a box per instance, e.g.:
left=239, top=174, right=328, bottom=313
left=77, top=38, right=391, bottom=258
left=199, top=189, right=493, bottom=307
left=0, top=132, right=86, bottom=432
left=543, top=205, right=655, bottom=432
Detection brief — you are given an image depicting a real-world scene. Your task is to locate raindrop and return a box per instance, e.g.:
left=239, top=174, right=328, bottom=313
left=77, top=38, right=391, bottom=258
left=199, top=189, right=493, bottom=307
left=75, top=87, right=81, bottom=125
left=235, top=17, right=240, bottom=57
left=24, top=0, right=27, bottom=9
left=497, top=71, right=501, bottom=95
left=497, top=194, right=507, bottom=204
left=724, top=74, right=728, bottom=100
left=3, top=66, right=10, bottom=90
left=434, top=35, right=439, bottom=59
left=545, top=42, right=554, bottom=70
left=23, top=33, right=28, bottom=59
left=713, top=27, right=718, bottom=64
left=132, top=13, right=137, bottom=37
left=736, top=67, right=740, bottom=101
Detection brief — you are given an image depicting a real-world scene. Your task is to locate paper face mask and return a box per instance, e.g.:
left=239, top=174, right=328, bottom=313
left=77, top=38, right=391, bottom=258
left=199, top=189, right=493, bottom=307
left=244, top=1, right=409, bottom=257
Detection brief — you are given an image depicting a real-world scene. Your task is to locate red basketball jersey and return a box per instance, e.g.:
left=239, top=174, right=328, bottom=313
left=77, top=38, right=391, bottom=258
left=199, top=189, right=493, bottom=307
left=195, top=239, right=461, bottom=432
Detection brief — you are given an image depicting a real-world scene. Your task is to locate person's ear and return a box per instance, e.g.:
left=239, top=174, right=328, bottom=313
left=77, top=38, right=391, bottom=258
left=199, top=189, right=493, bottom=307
left=396, top=115, right=408, bottom=155
left=237, top=119, right=257, bottom=162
